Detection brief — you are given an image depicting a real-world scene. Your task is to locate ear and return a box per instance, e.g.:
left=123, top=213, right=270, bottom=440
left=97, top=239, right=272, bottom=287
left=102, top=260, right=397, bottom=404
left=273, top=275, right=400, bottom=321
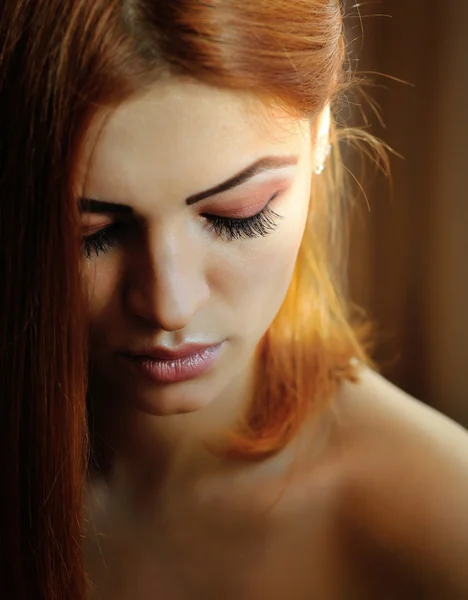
left=313, top=104, right=331, bottom=175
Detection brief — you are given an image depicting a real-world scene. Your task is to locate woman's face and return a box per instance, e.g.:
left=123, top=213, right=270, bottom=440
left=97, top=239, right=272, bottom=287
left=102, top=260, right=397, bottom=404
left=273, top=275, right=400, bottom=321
left=80, top=79, right=315, bottom=416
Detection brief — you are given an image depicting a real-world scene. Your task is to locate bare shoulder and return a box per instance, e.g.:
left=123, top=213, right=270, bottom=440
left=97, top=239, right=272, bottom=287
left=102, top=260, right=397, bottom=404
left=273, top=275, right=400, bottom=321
left=335, top=366, right=468, bottom=458
left=334, top=367, right=468, bottom=598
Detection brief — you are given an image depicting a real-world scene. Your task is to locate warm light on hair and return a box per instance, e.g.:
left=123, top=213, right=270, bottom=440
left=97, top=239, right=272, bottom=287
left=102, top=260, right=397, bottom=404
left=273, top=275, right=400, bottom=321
left=0, top=0, right=383, bottom=596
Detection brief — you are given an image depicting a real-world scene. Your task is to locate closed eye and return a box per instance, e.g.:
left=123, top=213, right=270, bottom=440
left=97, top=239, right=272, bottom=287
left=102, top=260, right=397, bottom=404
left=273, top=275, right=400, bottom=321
left=81, top=190, right=283, bottom=258
left=202, top=193, right=283, bottom=241
left=82, top=222, right=123, bottom=259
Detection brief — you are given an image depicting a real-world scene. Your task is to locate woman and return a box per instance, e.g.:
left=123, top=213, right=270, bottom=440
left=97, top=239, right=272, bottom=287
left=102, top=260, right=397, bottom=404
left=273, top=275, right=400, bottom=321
left=1, top=0, right=467, bottom=598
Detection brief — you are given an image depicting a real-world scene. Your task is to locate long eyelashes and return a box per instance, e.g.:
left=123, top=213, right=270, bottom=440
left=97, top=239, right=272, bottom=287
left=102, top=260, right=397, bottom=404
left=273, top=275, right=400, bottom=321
left=202, top=204, right=282, bottom=241
left=83, top=223, right=122, bottom=259
left=82, top=192, right=283, bottom=259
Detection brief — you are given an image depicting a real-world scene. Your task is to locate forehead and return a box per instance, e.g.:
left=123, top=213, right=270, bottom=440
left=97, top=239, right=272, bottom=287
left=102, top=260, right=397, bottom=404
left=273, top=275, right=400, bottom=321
left=78, top=78, right=311, bottom=198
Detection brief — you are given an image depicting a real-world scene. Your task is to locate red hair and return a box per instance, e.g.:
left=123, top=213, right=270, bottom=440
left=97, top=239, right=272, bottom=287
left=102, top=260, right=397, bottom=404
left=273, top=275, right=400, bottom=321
left=0, top=0, right=373, bottom=596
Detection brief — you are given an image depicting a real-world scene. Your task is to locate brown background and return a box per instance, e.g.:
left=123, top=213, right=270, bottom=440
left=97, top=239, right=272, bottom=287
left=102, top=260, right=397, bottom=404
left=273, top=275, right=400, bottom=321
left=345, top=0, right=468, bottom=426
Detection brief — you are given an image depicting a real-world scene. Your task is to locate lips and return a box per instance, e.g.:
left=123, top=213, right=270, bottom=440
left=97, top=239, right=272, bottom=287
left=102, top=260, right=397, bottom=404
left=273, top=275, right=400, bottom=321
left=118, top=342, right=224, bottom=384
left=121, top=343, right=219, bottom=361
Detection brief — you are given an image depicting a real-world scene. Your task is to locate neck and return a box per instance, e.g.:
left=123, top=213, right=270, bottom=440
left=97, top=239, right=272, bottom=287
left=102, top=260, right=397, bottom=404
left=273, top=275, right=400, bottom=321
left=88, top=359, right=257, bottom=490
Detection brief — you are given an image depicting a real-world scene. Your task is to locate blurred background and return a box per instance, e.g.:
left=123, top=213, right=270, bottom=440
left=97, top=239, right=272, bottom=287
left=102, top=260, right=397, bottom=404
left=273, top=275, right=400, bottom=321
left=344, top=0, right=468, bottom=426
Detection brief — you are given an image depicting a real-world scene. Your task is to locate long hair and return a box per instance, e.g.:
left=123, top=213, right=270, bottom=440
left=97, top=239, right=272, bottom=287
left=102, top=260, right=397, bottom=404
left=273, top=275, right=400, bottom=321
left=0, top=0, right=376, bottom=597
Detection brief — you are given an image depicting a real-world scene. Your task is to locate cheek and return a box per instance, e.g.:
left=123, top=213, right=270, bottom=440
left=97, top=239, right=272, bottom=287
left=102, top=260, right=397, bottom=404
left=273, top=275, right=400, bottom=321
left=212, top=195, right=309, bottom=326
left=82, top=260, right=120, bottom=323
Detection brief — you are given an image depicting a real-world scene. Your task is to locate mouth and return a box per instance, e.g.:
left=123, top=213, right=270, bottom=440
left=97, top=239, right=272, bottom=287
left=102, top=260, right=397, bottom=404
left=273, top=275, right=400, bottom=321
left=118, top=342, right=224, bottom=384
left=122, top=342, right=221, bottom=361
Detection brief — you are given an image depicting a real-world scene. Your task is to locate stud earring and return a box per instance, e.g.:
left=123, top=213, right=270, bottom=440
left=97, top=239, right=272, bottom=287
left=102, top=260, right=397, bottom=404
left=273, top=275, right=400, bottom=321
left=314, top=163, right=325, bottom=175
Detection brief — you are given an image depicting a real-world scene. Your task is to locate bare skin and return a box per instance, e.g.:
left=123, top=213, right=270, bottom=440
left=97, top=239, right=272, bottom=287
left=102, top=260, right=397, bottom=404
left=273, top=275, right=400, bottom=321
left=84, top=367, right=468, bottom=599
left=79, top=79, right=468, bottom=598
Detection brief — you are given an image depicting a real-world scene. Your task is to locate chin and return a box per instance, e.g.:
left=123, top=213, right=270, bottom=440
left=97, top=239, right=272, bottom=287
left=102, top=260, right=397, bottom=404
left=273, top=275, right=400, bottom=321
left=117, top=369, right=226, bottom=417
left=132, top=386, right=216, bottom=417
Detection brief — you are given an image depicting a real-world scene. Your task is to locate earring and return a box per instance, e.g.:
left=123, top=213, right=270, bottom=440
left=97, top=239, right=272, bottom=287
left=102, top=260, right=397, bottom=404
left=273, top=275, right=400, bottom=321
left=314, top=163, right=325, bottom=175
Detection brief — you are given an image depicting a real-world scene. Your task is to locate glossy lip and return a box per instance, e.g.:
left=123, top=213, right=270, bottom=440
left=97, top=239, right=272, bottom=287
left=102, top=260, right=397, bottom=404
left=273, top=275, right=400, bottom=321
left=118, top=342, right=224, bottom=384
left=121, top=342, right=221, bottom=361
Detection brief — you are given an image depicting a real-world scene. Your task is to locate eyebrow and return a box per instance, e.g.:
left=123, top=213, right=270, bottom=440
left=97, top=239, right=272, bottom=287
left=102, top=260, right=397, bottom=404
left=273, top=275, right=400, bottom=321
left=79, top=154, right=298, bottom=213
left=186, top=155, right=299, bottom=205
left=79, top=198, right=134, bottom=215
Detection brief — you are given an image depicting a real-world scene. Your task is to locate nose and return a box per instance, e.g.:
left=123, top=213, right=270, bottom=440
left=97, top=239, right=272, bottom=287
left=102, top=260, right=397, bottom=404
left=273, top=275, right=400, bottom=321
left=124, top=228, right=210, bottom=332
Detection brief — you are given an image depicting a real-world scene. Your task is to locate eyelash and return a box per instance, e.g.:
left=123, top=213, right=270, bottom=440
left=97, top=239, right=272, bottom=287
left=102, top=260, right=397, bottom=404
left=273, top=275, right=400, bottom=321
left=83, top=224, right=122, bottom=259
left=83, top=192, right=283, bottom=259
left=202, top=196, right=282, bottom=242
